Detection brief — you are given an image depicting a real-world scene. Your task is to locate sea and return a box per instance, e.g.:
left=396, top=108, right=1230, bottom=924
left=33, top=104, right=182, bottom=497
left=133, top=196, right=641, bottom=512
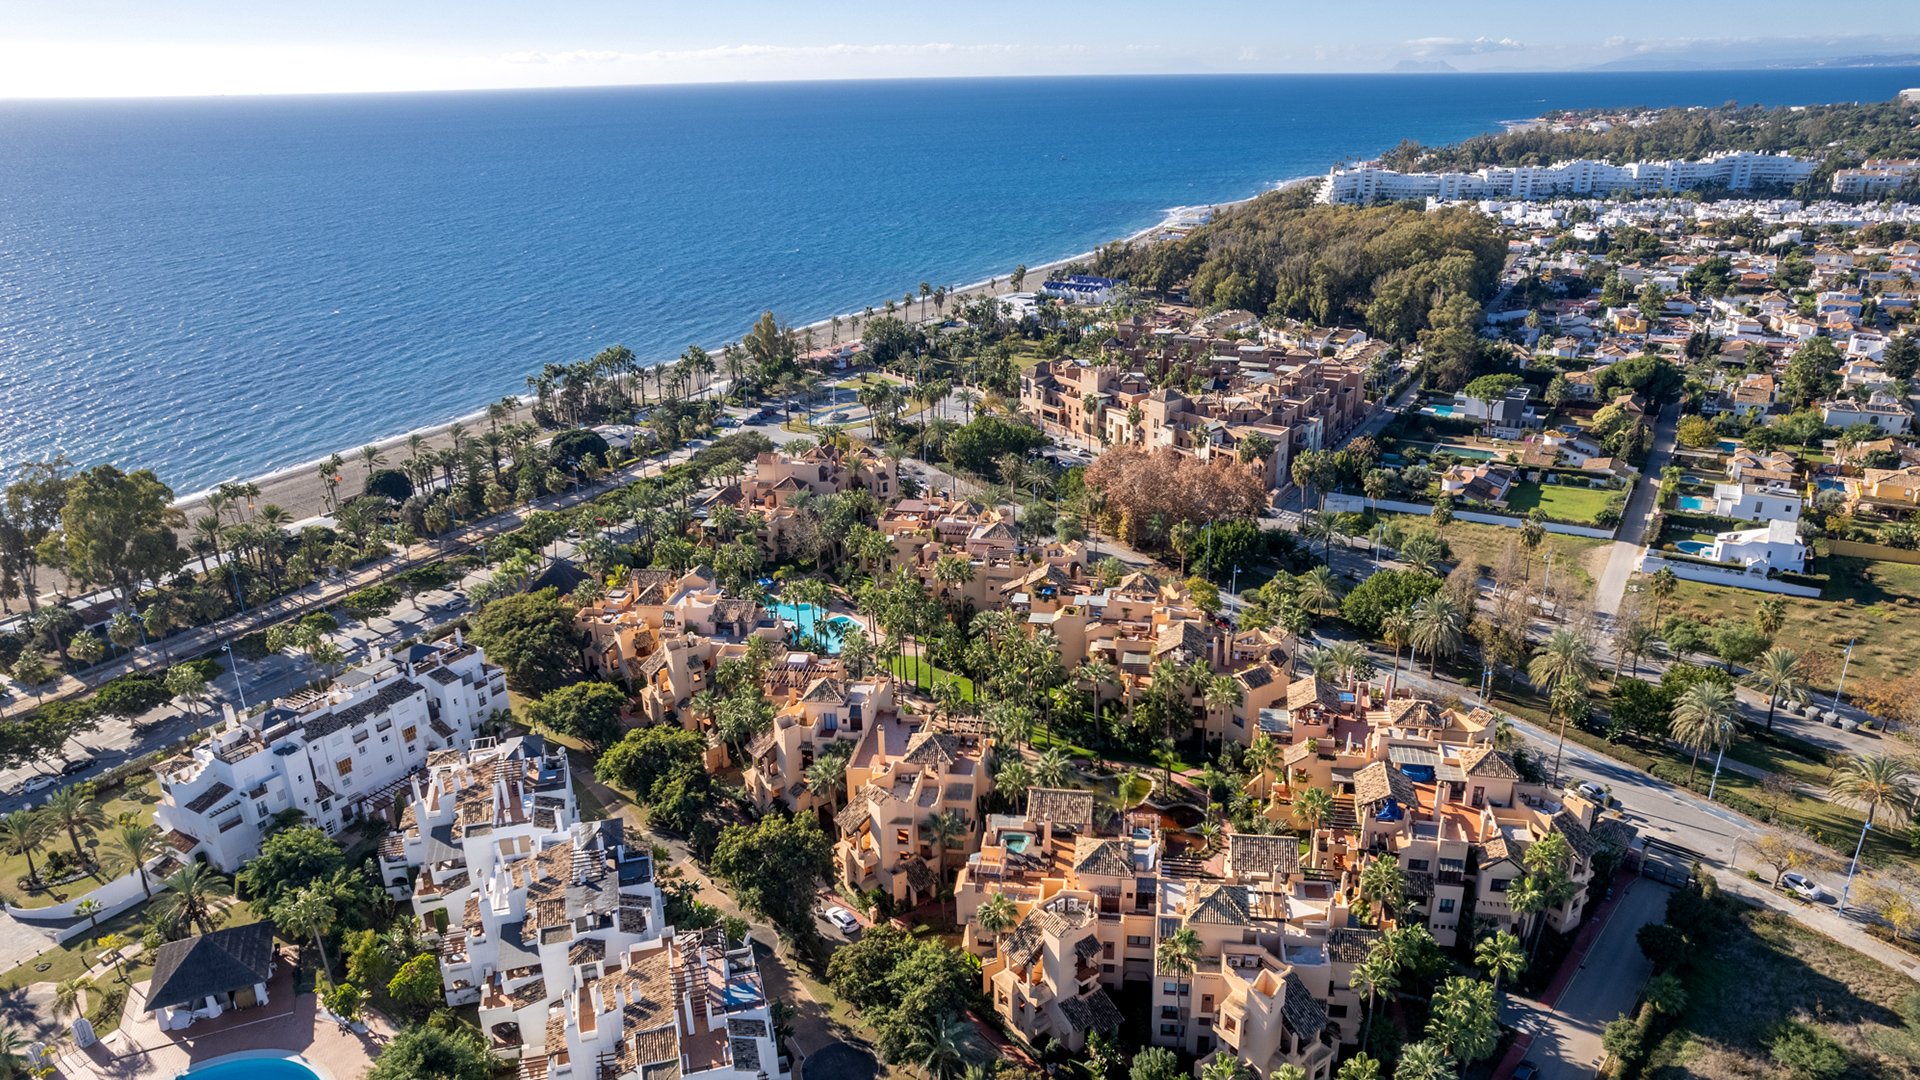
left=3, top=68, right=1919, bottom=495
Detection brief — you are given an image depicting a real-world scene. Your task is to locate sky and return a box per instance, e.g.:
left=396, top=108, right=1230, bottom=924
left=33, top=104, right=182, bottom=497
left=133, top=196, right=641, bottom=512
left=5, top=1, right=1920, bottom=98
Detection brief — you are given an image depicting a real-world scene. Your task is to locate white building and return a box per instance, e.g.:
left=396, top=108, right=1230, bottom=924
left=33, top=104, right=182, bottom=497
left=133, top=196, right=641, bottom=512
left=153, top=636, right=502, bottom=871
left=1320, top=152, right=1817, bottom=205
left=1822, top=392, right=1914, bottom=435
left=1711, top=519, right=1807, bottom=575
left=1710, top=481, right=1802, bottom=524
left=380, top=738, right=789, bottom=1080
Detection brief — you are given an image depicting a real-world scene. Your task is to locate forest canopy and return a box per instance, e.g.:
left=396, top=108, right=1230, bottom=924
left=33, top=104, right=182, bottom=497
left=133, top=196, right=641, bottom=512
left=1092, top=199, right=1505, bottom=355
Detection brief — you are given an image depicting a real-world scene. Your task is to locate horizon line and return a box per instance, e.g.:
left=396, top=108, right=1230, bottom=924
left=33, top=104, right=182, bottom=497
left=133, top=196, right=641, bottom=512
left=6, top=63, right=1920, bottom=104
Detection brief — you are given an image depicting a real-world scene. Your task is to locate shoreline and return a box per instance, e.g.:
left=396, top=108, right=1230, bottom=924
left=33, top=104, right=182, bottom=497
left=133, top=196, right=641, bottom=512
left=173, top=174, right=1318, bottom=522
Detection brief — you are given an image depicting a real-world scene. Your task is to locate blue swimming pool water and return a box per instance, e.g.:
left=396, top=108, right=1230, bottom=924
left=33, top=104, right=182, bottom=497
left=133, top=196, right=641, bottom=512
left=1675, top=541, right=1713, bottom=557
left=180, top=1054, right=323, bottom=1080
left=1717, top=440, right=1740, bottom=452
left=1428, top=405, right=1455, bottom=417
left=770, top=601, right=854, bottom=654
left=1676, top=496, right=1713, bottom=512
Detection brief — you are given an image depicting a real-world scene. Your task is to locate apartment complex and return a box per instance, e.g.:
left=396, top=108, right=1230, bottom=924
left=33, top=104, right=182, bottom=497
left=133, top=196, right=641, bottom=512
left=830, top=718, right=994, bottom=908
left=1020, top=350, right=1372, bottom=494
left=1320, top=152, right=1817, bottom=205
left=958, top=687, right=1632, bottom=1078
left=575, top=567, right=783, bottom=729
left=379, top=737, right=788, bottom=1080
left=154, top=635, right=503, bottom=871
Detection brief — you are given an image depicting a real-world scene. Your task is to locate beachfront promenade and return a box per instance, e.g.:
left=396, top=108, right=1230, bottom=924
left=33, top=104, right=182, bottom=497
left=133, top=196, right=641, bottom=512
left=0, top=441, right=703, bottom=722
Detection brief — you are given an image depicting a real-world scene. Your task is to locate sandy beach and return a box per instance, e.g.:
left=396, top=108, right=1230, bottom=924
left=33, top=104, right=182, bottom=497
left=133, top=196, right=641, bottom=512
left=169, top=185, right=1302, bottom=527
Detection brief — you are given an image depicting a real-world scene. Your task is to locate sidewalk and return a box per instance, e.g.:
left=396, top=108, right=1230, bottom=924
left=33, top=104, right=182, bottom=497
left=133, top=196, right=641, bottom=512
left=2, top=447, right=692, bottom=720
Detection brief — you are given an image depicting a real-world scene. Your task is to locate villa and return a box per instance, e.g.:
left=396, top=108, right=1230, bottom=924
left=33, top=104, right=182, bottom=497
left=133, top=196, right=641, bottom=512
left=1708, top=480, right=1803, bottom=524
left=1710, top=519, right=1808, bottom=574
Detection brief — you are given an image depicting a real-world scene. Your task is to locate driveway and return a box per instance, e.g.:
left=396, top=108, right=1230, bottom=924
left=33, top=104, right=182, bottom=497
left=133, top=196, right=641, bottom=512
left=1593, top=402, right=1679, bottom=620
left=1502, top=879, right=1671, bottom=1079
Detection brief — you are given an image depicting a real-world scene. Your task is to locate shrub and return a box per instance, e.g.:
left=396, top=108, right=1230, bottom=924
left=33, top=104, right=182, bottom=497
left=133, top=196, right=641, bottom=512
left=1769, top=1021, right=1848, bottom=1080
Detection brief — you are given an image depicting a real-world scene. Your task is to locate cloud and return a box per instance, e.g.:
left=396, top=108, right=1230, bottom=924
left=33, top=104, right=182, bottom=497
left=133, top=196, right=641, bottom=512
left=1404, top=36, right=1526, bottom=58
left=497, top=41, right=1043, bottom=67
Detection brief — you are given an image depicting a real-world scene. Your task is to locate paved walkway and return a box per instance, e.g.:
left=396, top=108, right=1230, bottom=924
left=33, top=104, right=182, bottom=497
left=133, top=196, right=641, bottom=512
left=1593, top=402, right=1678, bottom=620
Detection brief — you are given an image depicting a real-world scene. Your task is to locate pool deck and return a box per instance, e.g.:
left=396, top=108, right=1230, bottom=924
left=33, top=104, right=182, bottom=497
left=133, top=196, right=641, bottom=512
left=53, top=955, right=391, bottom=1080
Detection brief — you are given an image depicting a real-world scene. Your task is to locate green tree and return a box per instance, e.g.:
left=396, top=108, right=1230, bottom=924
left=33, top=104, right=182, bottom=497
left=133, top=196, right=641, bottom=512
left=1129, top=1047, right=1182, bottom=1080
left=1393, top=1041, right=1454, bottom=1080
left=525, top=680, right=626, bottom=748
left=1474, top=931, right=1524, bottom=996
left=104, top=821, right=161, bottom=898
left=387, top=953, right=444, bottom=1011
left=366, top=1024, right=496, bottom=1080
left=59, top=465, right=184, bottom=610
left=1426, top=976, right=1498, bottom=1062
left=274, top=881, right=340, bottom=978
left=156, top=862, right=232, bottom=936
left=710, top=814, right=833, bottom=934
left=238, top=825, right=344, bottom=910
left=42, top=786, right=106, bottom=869
left=468, top=587, right=578, bottom=693
left=1669, top=681, right=1737, bottom=788
left=1742, top=646, right=1808, bottom=731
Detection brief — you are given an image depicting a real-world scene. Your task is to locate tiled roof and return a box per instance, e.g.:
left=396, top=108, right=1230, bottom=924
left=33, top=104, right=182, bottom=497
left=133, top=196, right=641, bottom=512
left=183, top=782, right=234, bottom=815
left=1025, top=787, right=1095, bottom=826
left=1327, top=927, right=1380, bottom=964
left=1281, top=971, right=1329, bottom=1040
left=305, top=678, right=422, bottom=739
left=1354, top=762, right=1415, bottom=808
left=1186, top=882, right=1252, bottom=926
left=900, top=731, right=964, bottom=767
left=1287, top=677, right=1342, bottom=713
left=1460, top=745, right=1520, bottom=779
left=1226, top=833, right=1299, bottom=880
left=1072, top=838, right=1133, bottom=878
left=145, top=922, right=276, bottom=1011
left=1058, top=989, right=1124, bottom=1033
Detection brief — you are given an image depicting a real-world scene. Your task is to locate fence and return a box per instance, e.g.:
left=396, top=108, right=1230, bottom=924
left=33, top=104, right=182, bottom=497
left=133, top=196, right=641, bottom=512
left=6, top=860, right=159, bottom=943
left=1826, top=538, right=1920, bottom=565
left=1324, top=493, right=1618, bottom=539
left=1636, top=552, right=1822, bottom=597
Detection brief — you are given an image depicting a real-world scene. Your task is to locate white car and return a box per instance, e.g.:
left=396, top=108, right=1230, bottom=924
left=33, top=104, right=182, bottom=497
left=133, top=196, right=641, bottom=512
left=1574, top=781, right=1608, bottom=803
left=824, top=906, right=860, bottom=934
left=18, top=773, right=59, bottom=795
left=1780, top=873, right=1828, bottom=902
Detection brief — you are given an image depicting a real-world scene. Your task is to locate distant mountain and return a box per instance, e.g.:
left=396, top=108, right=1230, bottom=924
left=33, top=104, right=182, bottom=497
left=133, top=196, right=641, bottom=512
left=1390, top=59, right=1459, bottom=73
left=1589, top=51, right=1920, bottom=72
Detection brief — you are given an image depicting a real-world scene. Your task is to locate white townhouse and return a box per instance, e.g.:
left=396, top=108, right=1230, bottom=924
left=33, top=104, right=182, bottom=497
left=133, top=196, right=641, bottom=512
left=1822, top=392, right=1914, bottom=435
left=154, top=635, right=503, bottom=871
left=380, top=738, right=788, bottom=1080
left=1709, top=481, right=1803, bottom=524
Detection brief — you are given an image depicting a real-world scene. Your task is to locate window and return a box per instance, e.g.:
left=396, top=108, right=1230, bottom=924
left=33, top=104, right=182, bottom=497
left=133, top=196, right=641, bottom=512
left=1490, top=878, right=1511, bottom=893
left=1127, top=935, right=1152, bottom=949
left=1438, top=898, right=1456, bottom=914
left=402, top=725, right=417, bottom=743
left=386, top=755, right=396, bottom=765
left=1329, top=1004, right=1349, bottom=1018
left=336, top=757, right=354, bottom=776
left=1406, top=858, right=1430, bottom=872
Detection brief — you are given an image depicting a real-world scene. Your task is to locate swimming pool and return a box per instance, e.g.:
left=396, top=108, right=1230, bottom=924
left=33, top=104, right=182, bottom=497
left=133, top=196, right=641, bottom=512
left=1716, top=440, right=1740, bottom=452
left=1427, top=405, right=1456, bottom=417
left=180, top=1052, right=325, bottom=1080
left=770, top=600, right=855, bottom=654
left=1674, top=541, right=1713, bottom=557
left=1002, top=831, right=1033, bottom=855
left=1676, top=496, right=1713, bottom=512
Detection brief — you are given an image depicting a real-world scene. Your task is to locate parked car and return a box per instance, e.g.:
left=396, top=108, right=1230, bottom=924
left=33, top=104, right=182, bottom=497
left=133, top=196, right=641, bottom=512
left=823, top=906, right=860, bottom=934
left=1780, top=873, right=1829, bottom=902
left=19, top=773, right=59, bottom=795
left=1575, top=781, right=1608, bottom=803
left=1512, top=1063, right=1540, bottom=1080
left=60, top=755, right=97, bottom=777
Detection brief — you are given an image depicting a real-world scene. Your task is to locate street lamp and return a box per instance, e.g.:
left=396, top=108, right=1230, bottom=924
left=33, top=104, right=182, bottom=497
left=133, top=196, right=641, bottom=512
left=1841, top=818, right=1871, bottom=912
left=223, top=640, right=249, bottom=715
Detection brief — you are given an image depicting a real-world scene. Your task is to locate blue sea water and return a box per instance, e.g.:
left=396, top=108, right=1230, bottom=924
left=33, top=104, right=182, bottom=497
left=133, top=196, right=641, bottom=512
left=3, top=69, right=1918, bottom=494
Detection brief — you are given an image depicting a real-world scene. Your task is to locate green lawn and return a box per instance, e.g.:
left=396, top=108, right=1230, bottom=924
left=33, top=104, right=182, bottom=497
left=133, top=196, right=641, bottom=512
left=888, top=656, right=976, bottom=702
left=1386, top=514, right=1606, bottom=598
left=1504, top=479, right=1617, bottom=524
left=5, top=776, right=164, bottom=909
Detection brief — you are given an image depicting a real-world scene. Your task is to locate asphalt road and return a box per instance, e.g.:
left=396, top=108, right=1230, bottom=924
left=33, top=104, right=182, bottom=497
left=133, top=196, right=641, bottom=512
left=1503, top=879, right=1670, bottom=1080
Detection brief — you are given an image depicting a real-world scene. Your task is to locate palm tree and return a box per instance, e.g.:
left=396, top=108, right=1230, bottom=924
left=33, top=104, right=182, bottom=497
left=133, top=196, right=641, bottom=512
left=1410, top=592, right=1466, bottom=676
left=1292, top=786, right=1334, bottom=867
left=1381, top=605, right=1414, bottom=684
left=976, top=892, right=1017, bottom=949
left=905, top=1013, right=973, bottom=1080
left=1474, top=930, right=1525, bottom=996
left=1338, top=1053, right=1384, bottom=1080
left=1358, top=856, right=1405, bottom=923
left=917, top=809, right=968, bottom=889
left=1669, top=681, right=1737, bottom=788
left=157, top=863, right=232, bottom=936
left=1529, top=629, right=1597, bottom=782
left=1114, top=769, right=1152, bottom=810
left=1033, top=748, right=1073, bottom=788
left=42, top=787, right=106, bottom=871
left=1742, top=646, right=1808, bottom=731
left=803, top=741, right=854, bottom=809
left=1296, top=565, right=1341, bottom=616
left=275, top=881, right=339, bottom=978
left=1156, top=926, right=1202, bottom=1019
left=1200, top=1057, right=1253, bottom=1080
left=1351, top=952, right=1399, bottom=1050
left=1393, top=1041, right=1455, bottom=1080
left=53, top=977, right=91, bottom=1023
left=0, top=1028, right=29, bottom=1079
left=1830, top=754, right=1919, bottom=909
left=357, top=444, right=386, bottom=480
left=0, top=811, right=53, bottom=891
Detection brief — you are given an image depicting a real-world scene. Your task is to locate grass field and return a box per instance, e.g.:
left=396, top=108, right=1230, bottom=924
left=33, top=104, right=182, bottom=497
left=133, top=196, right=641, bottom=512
left=1504, top=480, right=1617, bottom=524
left=4, top=776, right=164, bottom=909
left=889, top=656, right=976, bottom=701
left=1646, top=903, right=1920, bottom=1079
left=1388, top=514, right=1608, bottom=598
left=1661, top=554, right=1920, bottom=683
